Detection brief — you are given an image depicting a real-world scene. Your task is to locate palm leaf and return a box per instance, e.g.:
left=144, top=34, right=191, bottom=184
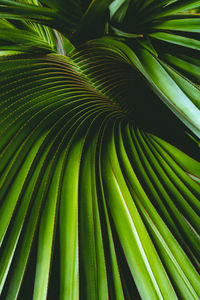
left=0, top=0, right=200, bottom=299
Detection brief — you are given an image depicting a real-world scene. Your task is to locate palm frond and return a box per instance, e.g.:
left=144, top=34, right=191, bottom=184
left=0, top=44, right=199, bottom=298
left=0, top=1, right=200, bottom=299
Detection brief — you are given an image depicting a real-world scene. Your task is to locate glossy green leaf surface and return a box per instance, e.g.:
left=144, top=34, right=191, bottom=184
left=0, top=1, right=200, bottom=299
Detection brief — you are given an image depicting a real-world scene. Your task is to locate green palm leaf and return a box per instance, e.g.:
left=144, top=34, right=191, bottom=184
left=0, top=0, right=200, bottom=299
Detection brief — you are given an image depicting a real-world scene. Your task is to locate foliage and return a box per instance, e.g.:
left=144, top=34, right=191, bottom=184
left=0, top=0, right=200, bottom=299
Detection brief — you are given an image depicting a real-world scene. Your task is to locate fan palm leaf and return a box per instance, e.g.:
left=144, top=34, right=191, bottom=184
left=0, top=0, right=200, bottom=299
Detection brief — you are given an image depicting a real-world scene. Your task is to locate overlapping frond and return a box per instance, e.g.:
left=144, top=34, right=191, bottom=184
left=0, top=44, right=199, bottom=299
left=109, top=1, right=200, bottom=138
left=0, top=0, right=199, bottom=299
